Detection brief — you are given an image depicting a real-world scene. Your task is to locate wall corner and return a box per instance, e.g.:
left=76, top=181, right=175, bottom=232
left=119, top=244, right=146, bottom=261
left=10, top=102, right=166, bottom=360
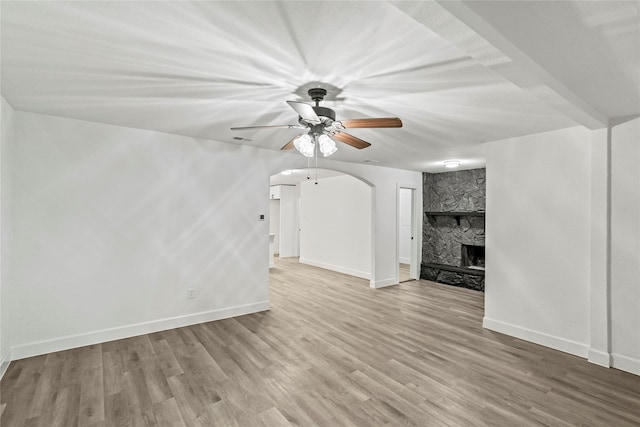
left=588, top=127, right=611, bottom=366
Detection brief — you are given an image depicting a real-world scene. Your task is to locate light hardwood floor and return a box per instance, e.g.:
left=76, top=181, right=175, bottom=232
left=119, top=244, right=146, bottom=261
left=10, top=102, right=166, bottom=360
left=2, top=257, right=640, bottom=426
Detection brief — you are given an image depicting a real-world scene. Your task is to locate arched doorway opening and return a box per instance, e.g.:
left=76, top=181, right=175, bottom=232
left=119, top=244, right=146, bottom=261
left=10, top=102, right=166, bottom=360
left=268, top=168, right=374, bottom=284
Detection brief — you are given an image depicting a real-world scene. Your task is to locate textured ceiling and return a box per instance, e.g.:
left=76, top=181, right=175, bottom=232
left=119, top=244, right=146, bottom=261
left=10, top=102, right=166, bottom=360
left=1, top=1, right=637, bottom=172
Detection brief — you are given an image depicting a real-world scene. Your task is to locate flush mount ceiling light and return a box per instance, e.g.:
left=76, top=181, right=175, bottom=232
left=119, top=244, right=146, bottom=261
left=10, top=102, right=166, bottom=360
left=444, top=160, right=461, bottom=168
left=231, top=87, right=403, bottom=158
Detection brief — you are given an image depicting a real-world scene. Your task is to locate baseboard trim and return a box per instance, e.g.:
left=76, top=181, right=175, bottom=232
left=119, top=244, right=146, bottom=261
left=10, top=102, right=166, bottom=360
left=399, top=257, right=411, bottom=265
left=10, top=301, right=270, bottom=361
left=370, top=277, right=399, bottom=288
left=611, top=353, right=640, bottom=376
left=588, top=348, right=612, bottom=367
left=0, top=349, right=11, bottom=381
left=483, top=317, right=588, bottom=358
left=299, top=258, right=370, bottom=280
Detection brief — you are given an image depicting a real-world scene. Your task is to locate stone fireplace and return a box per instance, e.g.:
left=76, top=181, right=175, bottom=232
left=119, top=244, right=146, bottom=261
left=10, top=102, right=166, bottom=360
left=421, top=168, right=486, bottom=291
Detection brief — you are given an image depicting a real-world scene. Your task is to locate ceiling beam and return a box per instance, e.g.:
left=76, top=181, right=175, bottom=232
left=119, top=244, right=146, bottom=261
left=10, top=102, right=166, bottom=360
left=392, top=0, right=608, bottom=130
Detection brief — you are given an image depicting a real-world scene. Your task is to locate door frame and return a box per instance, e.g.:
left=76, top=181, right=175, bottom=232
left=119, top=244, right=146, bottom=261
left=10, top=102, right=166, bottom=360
left=397, top=184, right=420, bottom=282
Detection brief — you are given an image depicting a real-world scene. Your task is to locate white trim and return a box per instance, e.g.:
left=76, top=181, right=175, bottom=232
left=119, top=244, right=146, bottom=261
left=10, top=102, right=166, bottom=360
left=399, top=257, right=411, bottom=265
left=299, top=257, right=370, bottom=280
left=370, top=185, right=377, bottom=286
left=10, top=301, right=270, bottom=361
left=483, top=317, right=588, bottom=358
left=588, top=348, right=611, bottom=368
left=370, top=277, right=399, bottom=289
left=611, top=353, right=640, bottom=376
left=0, top=349, right=11, bottom=380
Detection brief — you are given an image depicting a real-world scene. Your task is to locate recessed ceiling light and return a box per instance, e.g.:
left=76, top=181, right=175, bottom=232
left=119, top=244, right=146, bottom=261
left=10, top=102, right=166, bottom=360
left=444, top=160, right=461, bottom=168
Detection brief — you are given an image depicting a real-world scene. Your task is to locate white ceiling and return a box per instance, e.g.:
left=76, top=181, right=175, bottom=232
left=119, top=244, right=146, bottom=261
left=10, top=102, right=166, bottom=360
left=1, top=1, right=638, bottom=172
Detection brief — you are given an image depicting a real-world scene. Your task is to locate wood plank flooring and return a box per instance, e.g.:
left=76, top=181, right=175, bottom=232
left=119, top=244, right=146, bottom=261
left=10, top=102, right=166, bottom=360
left=2, top=257, right=640, bottom=426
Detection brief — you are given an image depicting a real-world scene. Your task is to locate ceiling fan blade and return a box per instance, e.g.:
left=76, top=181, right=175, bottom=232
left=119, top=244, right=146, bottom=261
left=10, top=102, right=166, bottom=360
left=286, top=101, right=321, bottom=125
left=281, top=137, right=296, bottom=150
left=231, top=124, right=304, bottom=131
left=336, top=117, right=403, bottom=129
left=332, top=132, right=372, bottom=149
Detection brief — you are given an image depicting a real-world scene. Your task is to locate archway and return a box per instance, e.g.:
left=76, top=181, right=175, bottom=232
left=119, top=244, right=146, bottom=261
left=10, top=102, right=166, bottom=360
left=268, top=168, right=375, bottom=283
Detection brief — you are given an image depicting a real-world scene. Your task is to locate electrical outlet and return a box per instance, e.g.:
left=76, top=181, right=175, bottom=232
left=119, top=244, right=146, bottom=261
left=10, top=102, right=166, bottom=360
left=187, top=288, right=195, bottom=299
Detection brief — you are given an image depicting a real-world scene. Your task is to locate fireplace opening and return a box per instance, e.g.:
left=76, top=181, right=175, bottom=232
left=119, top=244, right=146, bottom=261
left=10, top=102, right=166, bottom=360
left=461, top=244, right=485, bottom=270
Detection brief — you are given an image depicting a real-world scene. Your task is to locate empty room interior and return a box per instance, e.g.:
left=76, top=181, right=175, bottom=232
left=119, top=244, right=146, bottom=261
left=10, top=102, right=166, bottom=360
left=1, top=1, right=639, bottom=426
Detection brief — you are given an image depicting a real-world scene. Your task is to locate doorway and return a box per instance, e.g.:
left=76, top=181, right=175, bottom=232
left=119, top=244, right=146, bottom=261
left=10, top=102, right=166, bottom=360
left=269, top=168, right=373, bottom=284
left=398, top=187, right=418, bottom=283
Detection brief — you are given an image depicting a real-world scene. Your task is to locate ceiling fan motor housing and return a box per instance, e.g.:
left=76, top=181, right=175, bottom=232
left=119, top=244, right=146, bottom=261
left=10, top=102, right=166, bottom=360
left=308, top=88, right=335, bottom=121
left=308, top=87, right=327, bottom=103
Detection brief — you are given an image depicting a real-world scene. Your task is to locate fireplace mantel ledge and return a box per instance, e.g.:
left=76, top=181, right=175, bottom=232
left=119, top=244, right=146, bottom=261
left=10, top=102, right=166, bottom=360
left=425, top=211, right=485, bottom=225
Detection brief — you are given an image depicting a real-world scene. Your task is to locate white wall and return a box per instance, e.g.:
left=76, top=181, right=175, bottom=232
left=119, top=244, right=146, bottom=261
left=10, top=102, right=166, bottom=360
left=485, top=122, right=640, bottom=376
left=299, top=175, right=372, bottom=279
left=358, top=166, right=423, bottom=288
left=484, top=126, right=592, bottom=357
left=0, top=97, right=14, bottom=377
left=399, top=188, right=412, bottom=264
left=10, top=111, right=277, bottom=359
left=610, top=117, right=640, bottom=374
left=4, top=109, right=422, bottom=360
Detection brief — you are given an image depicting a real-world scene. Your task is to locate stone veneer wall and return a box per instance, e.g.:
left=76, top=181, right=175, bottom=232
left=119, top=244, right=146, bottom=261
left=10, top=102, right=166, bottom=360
left=422, top=168, right=486, bottom=291
left=424, top=168, right=486, bottom=212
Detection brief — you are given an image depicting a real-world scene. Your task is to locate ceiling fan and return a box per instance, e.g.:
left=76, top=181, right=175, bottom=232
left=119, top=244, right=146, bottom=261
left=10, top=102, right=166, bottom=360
left=231, top=88, right=402, bottom=157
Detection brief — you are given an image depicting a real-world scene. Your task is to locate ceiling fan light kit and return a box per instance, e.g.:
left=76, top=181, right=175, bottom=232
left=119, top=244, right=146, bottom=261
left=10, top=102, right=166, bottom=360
left=293, top=134, right=314, bottom=157
left=318, top=134, right=337, bottom=157
left=292, top=133, right=337, bottom=158
left=231, top=87, right=403, bottom=158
